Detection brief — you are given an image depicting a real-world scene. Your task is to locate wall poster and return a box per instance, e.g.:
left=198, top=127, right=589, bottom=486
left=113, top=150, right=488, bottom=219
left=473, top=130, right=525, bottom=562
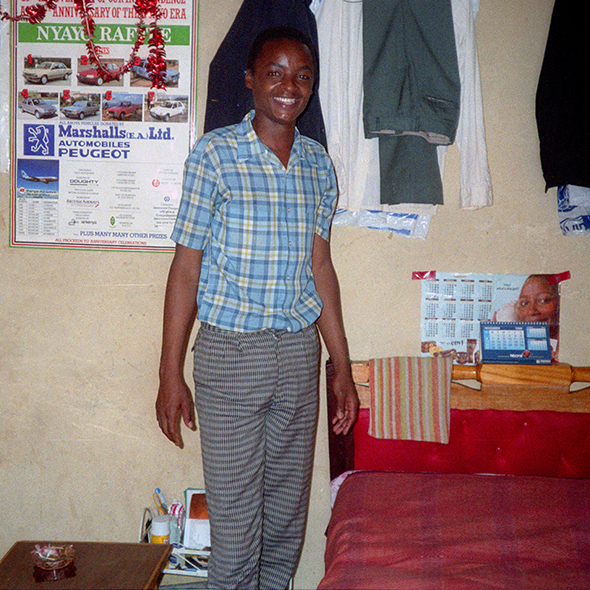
left=1, top=19, right=10, bottom=173
left=8, top=0, right=198, bottom=251
left=415, top=270, right=570, bottom=364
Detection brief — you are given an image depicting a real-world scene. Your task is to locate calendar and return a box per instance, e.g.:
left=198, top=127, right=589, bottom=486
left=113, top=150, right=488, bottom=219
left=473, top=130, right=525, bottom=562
left=417, top=271, right=568, bottom=365
left=479, top=322, right=552, bottom=364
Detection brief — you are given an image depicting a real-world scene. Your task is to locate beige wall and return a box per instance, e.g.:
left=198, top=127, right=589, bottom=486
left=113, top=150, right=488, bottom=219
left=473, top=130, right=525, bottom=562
left=2, top=1, right=588, bottom=588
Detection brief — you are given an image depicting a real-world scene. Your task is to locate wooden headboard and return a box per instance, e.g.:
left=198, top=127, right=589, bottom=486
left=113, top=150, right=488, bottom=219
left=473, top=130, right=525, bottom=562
left=327, top=361, right=590, bottom=480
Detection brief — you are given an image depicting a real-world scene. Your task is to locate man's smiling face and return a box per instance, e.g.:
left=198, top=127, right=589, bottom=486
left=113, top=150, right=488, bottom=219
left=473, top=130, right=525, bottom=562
left=245, top=37, right=315, bottom=131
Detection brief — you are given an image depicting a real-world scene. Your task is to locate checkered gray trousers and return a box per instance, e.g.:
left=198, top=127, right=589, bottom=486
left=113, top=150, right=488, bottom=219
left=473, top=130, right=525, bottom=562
left=193, top=322, right=320, bottom=590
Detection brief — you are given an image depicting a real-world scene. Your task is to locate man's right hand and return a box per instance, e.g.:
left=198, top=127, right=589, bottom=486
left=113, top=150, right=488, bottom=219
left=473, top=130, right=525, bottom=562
left=155, top=375, right=196, bottom=448
left=156, top=244, right=202, bottom=448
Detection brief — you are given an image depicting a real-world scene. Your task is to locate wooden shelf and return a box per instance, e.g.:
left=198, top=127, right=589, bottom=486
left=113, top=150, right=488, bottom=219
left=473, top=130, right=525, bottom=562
left=350, top=361, right=590, bottom=413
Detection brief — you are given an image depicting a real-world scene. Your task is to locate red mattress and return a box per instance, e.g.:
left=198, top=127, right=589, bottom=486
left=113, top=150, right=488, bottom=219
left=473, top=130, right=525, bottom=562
left=319, top=471, right=590, bottom=590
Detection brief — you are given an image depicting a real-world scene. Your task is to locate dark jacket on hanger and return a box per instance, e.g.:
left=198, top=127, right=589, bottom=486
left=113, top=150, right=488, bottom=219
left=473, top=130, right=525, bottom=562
left=536, top=0, right=590, bottom=191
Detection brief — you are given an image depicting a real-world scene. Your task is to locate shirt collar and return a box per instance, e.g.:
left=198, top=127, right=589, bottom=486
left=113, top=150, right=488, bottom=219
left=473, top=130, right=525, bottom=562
left=236, top=110, right=318, bottom=168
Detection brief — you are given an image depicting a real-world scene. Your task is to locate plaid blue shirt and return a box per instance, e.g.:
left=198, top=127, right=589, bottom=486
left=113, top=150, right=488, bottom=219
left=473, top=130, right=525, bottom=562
left=171, top=111, right=338, bottom=332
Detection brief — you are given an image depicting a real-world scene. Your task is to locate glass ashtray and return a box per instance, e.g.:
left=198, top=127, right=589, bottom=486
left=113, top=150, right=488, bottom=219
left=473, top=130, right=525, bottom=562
left=31, top=544, right=75, bottom=570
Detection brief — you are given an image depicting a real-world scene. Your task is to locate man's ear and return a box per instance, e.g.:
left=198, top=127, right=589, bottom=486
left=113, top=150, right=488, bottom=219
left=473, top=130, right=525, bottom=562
left=245, top=69, right=253, bottom=89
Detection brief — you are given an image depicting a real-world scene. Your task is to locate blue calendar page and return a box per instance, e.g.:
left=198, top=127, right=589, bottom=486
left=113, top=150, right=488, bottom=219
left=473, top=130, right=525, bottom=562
left=480, top=322, right=552, bottom=364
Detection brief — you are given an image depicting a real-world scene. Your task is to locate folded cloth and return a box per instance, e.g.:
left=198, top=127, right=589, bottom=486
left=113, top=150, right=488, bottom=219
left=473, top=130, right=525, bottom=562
left=369, top=356, right=452, bottom=443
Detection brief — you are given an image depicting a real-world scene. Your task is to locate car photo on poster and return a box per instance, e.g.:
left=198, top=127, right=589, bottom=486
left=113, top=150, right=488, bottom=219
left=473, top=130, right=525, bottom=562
left=103, top=93, right=143, bottom=121
left=18, top=94, right=58, bottom=119
left=130, top=59, right=180, bottom=87
left=146, top=96, right=188, bottom=123
left=60, top=93, right=101, bottom=120
left=22, top=58, right=72, bottom=85
left=77, top=59, right=124, bottom=87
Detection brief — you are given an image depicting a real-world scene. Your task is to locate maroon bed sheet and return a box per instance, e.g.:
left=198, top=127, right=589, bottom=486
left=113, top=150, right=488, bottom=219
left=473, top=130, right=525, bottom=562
left=319, top=471, right=590, bottom=590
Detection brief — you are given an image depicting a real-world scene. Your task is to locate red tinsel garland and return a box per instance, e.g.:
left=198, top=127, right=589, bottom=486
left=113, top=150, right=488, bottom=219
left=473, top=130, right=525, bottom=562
left=1, top=0, right=167, bottom=89
left=0, top=0, right=56, bottom=23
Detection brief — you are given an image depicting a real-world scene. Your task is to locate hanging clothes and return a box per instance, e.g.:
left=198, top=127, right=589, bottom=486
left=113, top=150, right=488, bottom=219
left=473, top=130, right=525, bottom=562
left=314, top=0, right=380, bottom=212
left=363, top=0, right=460, bottom=205
left=536, top=0, right=590, bottom=191
left=438, top=0, right=493, bottom=210
left=314, top=0, right=492, bottom=212
left=203, top=0, right=327, bottom=148
left=363, top=0, right=460, bottom=145
left=314, top=0, right=435, bottom=237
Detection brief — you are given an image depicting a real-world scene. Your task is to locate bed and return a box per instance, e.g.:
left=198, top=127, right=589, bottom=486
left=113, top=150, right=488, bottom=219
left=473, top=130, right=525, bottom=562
left=319, top=361, right=590, bottom=590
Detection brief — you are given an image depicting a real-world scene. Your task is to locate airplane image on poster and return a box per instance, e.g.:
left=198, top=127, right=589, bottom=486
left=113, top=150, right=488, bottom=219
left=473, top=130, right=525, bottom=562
left=20, top=169, right=58, bottom=184
left=17, top=158, right=60, bottom=193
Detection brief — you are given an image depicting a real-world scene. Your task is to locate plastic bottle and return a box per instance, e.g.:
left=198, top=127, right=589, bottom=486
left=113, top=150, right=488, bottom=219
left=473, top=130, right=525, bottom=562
left=151, top=515, right=170, bottom=544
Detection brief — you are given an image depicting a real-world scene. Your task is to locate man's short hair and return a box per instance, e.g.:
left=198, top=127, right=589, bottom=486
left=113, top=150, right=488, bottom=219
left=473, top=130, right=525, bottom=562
left=246, top=26, right=318, bottom=79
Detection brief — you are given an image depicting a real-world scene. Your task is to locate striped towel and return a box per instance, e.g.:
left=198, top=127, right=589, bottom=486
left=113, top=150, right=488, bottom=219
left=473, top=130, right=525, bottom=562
left=369, top=356, right=452, bottom=443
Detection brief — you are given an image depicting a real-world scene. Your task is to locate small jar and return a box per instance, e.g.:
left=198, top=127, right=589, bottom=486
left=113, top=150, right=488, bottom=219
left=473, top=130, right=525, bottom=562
left=151, top=515, right=170, bottom=544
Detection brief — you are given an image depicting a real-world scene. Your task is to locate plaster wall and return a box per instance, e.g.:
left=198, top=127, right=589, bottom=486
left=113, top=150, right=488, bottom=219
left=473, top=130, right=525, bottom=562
left=1, top=1, right=589, bottom=588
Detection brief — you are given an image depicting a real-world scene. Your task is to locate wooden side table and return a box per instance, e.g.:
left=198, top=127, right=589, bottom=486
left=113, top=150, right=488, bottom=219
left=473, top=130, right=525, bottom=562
left=0, top=541, right=171, bottom=590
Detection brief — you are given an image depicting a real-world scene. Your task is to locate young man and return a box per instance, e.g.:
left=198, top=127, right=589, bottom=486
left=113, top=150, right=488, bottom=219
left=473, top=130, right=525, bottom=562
left=156, top=27, right=359, bottom=590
